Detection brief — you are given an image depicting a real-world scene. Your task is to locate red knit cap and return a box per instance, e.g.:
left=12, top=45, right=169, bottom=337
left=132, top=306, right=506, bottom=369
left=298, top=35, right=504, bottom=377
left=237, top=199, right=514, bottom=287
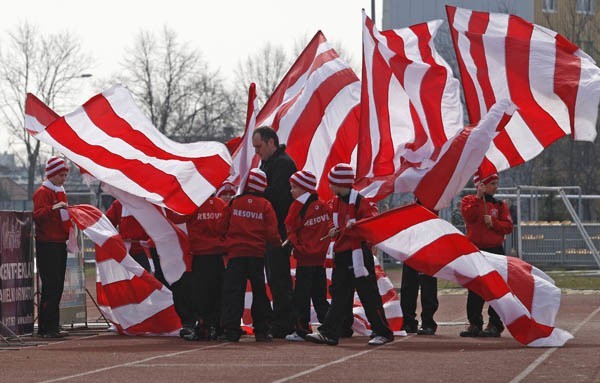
left=290, top=170, right=317, bottom=193
left=244, top=168, right=268, bottom=193
left=216, top=181, right=237, bottom=198
left=45, top=156, right=69, bottom=178
left=328, top=163, right=354, bottom=187
left=473, top=172, right=499, bottom=186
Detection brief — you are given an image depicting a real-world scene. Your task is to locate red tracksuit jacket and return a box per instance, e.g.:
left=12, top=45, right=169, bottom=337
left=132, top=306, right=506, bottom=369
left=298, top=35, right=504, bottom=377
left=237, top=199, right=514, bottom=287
left=170, top=196, right=226, bottom=256
left=329, top=191, right=378, bottom=253
left=217, top=192, right=280, bottom=258
left=461, top=194, right=513, bottom=249
left=33, top=185, right=69, bottom=243
left=285, top=195, right=332, bottom=267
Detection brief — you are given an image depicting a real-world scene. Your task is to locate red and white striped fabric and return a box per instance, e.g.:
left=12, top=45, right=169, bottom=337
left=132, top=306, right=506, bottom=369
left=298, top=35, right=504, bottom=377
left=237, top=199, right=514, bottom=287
left=357, top=11, right=464, bottom=187
left=25, top=94, right=191, bottom=284
left=359, top=99, right=515, bottom=210
left=447, top=5, right=600, bottom=178
left=25, top=85, right=232, bottom=215
left=68, top=204, right=181, bottom=336
left=228, top=83, right=259, bottom=192
left=255, top=31, right=361, bottom=200
left=240, top=243, right=404, bottom=336
left=350, top=203, right=573, bottom=347
left=102, top=183, right=191, bottom=285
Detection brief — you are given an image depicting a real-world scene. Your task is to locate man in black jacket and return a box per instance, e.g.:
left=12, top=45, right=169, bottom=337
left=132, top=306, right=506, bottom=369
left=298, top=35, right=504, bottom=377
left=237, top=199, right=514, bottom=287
left=252, top=126, right=297, bottom=337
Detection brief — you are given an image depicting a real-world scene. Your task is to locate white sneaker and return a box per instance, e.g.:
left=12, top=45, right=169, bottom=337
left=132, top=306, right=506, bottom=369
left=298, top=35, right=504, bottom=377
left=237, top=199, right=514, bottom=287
left=368, top=335, right=392, bottom=346
left=285, top=331, right=305, bottom=342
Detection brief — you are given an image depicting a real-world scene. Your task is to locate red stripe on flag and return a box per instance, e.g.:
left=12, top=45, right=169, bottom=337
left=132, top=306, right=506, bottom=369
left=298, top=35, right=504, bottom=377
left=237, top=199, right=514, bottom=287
left=507, top=315, right=554, bottom=345
left=463, top=271, right=512, bottom=301
left=507, top=257, right=535, bottom=311
left=467, top=10, right=497, bottom=112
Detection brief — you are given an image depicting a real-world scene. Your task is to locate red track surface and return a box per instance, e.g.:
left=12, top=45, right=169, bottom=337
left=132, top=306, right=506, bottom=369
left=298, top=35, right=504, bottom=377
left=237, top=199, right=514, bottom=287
left=1, top=293, right=598, bottom=383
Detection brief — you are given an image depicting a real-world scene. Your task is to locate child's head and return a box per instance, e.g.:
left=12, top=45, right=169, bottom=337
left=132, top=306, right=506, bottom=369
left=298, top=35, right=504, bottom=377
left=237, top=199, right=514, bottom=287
left=328, top=163, right=354, bottom=196
left=289, top=170, right=317, bottom=199
left=243, top=168, right=268, bottom=194
left=216, top=181, right=237, bottom=202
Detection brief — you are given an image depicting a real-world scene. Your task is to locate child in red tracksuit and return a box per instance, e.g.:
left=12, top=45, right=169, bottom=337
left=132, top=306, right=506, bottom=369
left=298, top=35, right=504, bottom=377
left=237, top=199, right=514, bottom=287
left=284, top=170, right=331, bottom=342
left=217, top=168, right=281, bottom=342
left=170, top=192, right=228, bottom=341
left=460, top=172, right=513, bottom=338
left=306, top=163, right=394, bottom=346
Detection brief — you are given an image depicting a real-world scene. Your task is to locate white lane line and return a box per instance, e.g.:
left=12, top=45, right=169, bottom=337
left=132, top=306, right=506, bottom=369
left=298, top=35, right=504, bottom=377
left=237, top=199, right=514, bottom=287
left=129, top=363, right=319, bottom=368
left=272, top=337, right=411, bottom=383
left=37, top=342, right=228, bottom=383
left=509, top=304, right=600, bottom=383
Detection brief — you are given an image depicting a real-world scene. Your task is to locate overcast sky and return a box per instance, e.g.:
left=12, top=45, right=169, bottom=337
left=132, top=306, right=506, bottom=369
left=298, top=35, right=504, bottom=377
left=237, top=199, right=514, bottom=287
left=2, top=0, right=379, bottom=87
left=0, top=0, right=382, bottom=153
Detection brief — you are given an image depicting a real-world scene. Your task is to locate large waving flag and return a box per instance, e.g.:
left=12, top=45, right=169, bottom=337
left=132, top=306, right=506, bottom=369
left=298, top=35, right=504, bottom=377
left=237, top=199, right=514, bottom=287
left=68, top=204, right=181, bottom=336
left=25, top=85, right=232, bottom=215
left=255, top=31, right=361, bottom=200
left=25, top=90, right=193, bottom=284
left=228, top=83, right=259, bottom=190
left=350, top=203, right=573, bottom=347
left=357, top=12, right=463, bottom=185
left=447, top=5, right=600, bottom=178
left=359, top=99, right=515, bottom=210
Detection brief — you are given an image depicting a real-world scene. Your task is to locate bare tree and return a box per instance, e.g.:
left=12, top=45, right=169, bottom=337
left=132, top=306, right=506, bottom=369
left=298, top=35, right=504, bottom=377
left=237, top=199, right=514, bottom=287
left=121, top=27, right=236, bottom=142
left=0, top=22, right=92, bottom=198
left=234, top=42, right=289, bottom=106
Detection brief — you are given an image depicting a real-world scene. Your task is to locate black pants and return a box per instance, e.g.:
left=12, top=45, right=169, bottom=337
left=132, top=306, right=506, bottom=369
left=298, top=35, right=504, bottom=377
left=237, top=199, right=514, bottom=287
left=292, top=265, right=329, bottom=337
left=36, top=241, right=67, bottom=334
left=319, top=249, right=393, bottom=341
left=221, top=257, right=272, bottom=340
left=265, top=244, right=293, bottom=336
left=149, top=248, right=168, bottom=287
left=130, top=251, right=152, bottom=272
left=171, top=272, right=196, bottom=328
left=191, top=254, right=225, bottom=333
left=466, top=246, right=505, bottom=330
left=400, top=263, right=439, bottom=329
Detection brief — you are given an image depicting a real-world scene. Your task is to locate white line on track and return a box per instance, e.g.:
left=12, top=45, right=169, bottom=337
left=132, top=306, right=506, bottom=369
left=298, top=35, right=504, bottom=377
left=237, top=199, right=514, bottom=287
left=129, top=363, right=320, bottom=368
left=37, top=342, right=228, bottom=383
left=509, top=304, right=600, bottom=383
left=271, top=336, right=413, bottom=383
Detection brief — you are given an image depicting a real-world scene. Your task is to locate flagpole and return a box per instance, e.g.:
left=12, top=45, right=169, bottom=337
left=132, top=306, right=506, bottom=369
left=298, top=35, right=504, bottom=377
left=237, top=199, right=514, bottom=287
left=371, top=0, right=376, bottom=27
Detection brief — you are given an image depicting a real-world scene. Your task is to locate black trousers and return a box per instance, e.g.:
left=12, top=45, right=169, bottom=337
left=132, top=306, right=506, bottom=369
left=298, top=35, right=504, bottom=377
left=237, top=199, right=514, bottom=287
left=221, top=257, right=272, bottom=340
left=466, top=246, right=505, bottom=330
left=191, top=254, right=225, bottom=332
left=319, top=249, right=393, bottom=341
left=36, top=241, right=67, bottom=334
left=292, top=265, right=329, bottom=337
left=171, top=271, right=196, bottom=328
left=130, top=251, right=152, bottom=272
left=265, top=244, right=293, bottom=336
left=400, top=263, right=439, bottom=329
left=149, top=248, right=167, bottom=287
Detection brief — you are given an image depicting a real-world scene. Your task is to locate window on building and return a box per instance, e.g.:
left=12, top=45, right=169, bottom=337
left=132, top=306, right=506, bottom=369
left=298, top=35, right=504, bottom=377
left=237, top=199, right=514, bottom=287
left=576, top=0, right=595, bottom=14
left=542, top=0, right=557, bottom=13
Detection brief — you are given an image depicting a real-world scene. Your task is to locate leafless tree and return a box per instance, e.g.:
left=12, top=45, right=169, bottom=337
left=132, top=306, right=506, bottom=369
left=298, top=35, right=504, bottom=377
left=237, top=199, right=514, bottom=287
left=121, top=27, right=237, bottom=142
left=234, top=42, right=289, bottom=106
left=0, top=22, right=92, bottom=198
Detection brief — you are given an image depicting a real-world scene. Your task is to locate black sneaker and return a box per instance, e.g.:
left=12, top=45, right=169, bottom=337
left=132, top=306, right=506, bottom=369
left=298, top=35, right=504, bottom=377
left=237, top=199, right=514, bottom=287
left=40, top=332, right=66, bottom=339
left=480, top=325, right=501, bottom=338
left=459, top=325, right=482, bottom=337
left=179, top=327, right=195, bottom=338
left=216, top=334, right=239, bottom=342
left=401, top=323, right=418, bottom=334
left=305, top=332, right=338, bottom=346
left=255, top=333, right=273, bottom=342
left=417, top=327, right=436, bottom=336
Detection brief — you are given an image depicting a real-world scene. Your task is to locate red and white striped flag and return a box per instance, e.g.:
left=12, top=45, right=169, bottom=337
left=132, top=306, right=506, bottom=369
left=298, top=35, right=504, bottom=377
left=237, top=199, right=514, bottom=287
left=359, top=99, right=515, bottom=210
left=357, top=12, right=464, bottom=185
left=25, top=92, right=192, bottom=284
left=255, top=31, right=361, bottom=200
left=68, top=204, right=181, bottom=336
left=447, top=5, right=600, bottom=178
left=25, top=85, right=232, bottom=215
left=228, top=83, right=259, bottom=191
left=350, top=203, right=573, bottom=347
